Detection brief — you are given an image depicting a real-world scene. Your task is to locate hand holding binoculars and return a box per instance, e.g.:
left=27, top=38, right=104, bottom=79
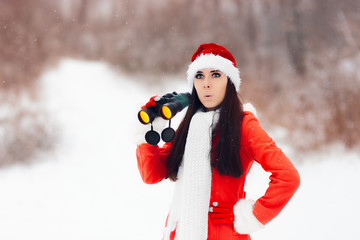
left=138, top=92, right=191, bottom=145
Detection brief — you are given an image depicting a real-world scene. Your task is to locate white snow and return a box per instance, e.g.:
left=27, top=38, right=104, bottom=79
left=0, top=58, right=359, bottom=239
left=338, top=53, right=360, bottom=81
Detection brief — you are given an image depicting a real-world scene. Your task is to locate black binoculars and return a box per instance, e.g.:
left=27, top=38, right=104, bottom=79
left=138, top=92, right=191, bottom=145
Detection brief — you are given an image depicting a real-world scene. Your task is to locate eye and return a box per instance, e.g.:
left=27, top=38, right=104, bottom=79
left=212, top=72, right=221, bottom=78
left=195, top=73, right=203, bottom=79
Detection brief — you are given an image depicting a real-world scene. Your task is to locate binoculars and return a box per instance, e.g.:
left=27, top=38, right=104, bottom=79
left=138, top=92, right=192, bottom=145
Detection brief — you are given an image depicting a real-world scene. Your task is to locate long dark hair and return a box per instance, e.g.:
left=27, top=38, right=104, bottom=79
left=166, top=79, right=244, bottom=181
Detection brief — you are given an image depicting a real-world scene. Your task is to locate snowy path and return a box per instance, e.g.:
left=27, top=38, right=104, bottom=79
left=0, top=59, right=359, bottom=239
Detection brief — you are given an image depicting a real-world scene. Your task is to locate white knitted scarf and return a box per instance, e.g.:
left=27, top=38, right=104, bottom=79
left=164, top=110, right=219, bottom=240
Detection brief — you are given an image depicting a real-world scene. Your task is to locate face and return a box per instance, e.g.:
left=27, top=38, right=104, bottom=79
left=194, top=68, right=228, bottom=110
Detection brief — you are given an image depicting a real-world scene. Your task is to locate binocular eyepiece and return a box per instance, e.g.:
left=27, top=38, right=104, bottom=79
left=138, top=92, right=192, bottom=145
left=138, top=92, right=192, bottom=125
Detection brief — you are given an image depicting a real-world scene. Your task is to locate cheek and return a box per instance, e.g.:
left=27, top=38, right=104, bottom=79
left=218, top=87, right=226, bottom=103
left=218, top=80, right=227, bottom=100
left=193, top=80, right=201, bottom=93
left=193, top=82, right=203, bottom=101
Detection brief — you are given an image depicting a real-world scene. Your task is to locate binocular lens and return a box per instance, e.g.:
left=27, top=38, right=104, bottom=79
left=145, top=130, right=160, bottom=145
left=138, top=92, right=191, bottom=125
left=161, top=106, right=172, bottom=120
left=138, top=110, right=150, bottom=124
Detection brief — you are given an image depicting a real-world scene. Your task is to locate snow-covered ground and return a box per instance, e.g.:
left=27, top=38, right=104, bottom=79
left=0, top=59, right=359, bottom=240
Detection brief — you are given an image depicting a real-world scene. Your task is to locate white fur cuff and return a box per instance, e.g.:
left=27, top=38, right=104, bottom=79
left=233, top=199, right=264, bottom=234
left=243, top=103, right=257, bottom=117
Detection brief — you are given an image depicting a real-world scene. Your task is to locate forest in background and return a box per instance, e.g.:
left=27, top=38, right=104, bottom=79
left=1, top=0, right=359, bottom=166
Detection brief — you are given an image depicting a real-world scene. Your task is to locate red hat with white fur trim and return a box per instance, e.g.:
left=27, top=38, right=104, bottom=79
left=187, top=43, right=241, bottom=91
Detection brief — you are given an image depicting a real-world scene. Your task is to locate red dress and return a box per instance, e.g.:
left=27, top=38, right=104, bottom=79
left=136, top=111, right=300, bottom=239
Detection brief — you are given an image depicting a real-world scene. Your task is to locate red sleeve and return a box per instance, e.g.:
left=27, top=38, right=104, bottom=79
left=136, top=142, right=173, bottom=184
left=242, top=112, right=300, bottom=225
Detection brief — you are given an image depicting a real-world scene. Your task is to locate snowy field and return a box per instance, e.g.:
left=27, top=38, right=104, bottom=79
left=0, top=59, right=359, bottom=240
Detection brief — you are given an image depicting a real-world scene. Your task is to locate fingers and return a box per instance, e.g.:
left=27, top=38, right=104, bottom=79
left=210, top=206, right=229, bottom=213
left=209, top=201, right=235, bottom=225
left=209, top=212, right=234, bottom=224
left=210, top=213, right=234, bottom=219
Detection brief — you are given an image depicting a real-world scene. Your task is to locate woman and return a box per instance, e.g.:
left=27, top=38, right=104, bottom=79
left=136, top=43, right=300, bottom=240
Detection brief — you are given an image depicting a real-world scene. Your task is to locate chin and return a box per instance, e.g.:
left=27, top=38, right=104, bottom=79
left=204, top=104, right=221, bottom=111
left=200, top=100, right=220, bottom=110
left=202, top=103, right=214, bottom=109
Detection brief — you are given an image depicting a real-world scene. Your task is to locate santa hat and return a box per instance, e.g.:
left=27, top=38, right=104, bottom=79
left=187, top=43, right=241, bottom=91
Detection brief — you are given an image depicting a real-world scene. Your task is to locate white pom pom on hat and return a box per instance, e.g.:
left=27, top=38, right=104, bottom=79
left=187, top=43, right=241, bottom=91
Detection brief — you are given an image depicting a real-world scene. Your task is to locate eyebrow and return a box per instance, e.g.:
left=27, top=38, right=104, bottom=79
left=196, top=70, right=221, bottom=74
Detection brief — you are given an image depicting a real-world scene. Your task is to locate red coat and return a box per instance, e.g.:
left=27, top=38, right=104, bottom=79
left=136, top=111, right=300, bottom=240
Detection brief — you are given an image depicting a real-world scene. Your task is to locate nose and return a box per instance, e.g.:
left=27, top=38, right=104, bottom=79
left=203, top=75, right=211, bottom=89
